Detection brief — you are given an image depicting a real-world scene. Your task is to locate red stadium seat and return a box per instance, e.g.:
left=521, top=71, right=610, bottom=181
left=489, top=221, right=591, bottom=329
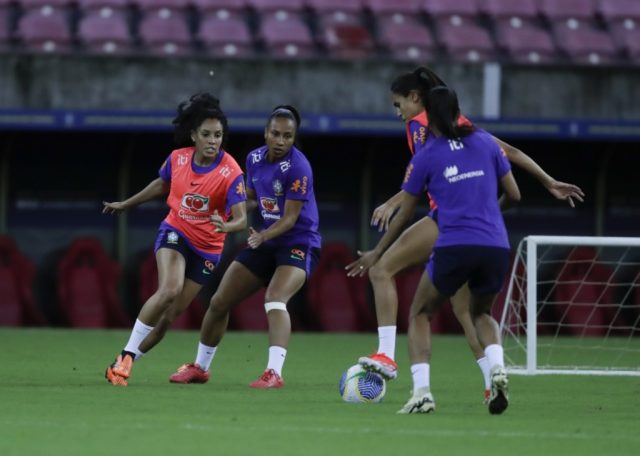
left=17, top=0, right=72, bottom=9
left=306, top=0, right=363, bottom=14
left=317, top=11, right=375, bottom=58
left=258, top=11, right=315, bottom=58
left=77, top=0, right=129, bottom=12
left=552, top=20, right=618, bottom=65
left=434, top=16, right=497, bottom=62
left=135, top=0, right=188, bottom=13
left=138, top=249, right=205, bottom=330
left=423, top=0, right=479, bottom=19
left=247, top=0, right=305, bottom=13
left=192, top=0, right=249, bottom=14
left=229, top=288, right=268, bottom=331
left=306, top=242, right=374, bottom=332
left=57, top=238, right=129, bottom=328
left=365, top=0, right=422, bottom=15
left=77, top=8, right=134, bottom=55
left=138, top=8, right=193, bottom=56
left=0, top=236, right=46, bottom=326
left=552, top=247, right=616, bottom=337
left=494, top=19, right=558, bottom=64
left=481, top=0, right=538, bottom=21
left=16, top=6, right=72, bottom=53
left=198, top=14, right=254, bottom=57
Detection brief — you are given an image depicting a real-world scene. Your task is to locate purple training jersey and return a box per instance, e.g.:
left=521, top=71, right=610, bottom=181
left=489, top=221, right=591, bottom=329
left=246, top=145, right=321, bottom=248
left=402, top=128, right=511, bottom=249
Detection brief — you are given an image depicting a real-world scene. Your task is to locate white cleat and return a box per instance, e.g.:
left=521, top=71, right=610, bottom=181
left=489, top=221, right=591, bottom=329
left=488, top=366, right=509, bottom=415
left=397, top=388, right=435, bottom=414
left=358, top=353, right=398, bottom=380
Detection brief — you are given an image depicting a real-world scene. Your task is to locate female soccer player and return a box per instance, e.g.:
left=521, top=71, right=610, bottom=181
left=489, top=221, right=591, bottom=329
left=169, top=105, right=321, bottom=388
left=393, top=86, right=520, bottom=414
left=103, top=93, right=247, bottom=386
left=346, top=67, right=584, bottom=401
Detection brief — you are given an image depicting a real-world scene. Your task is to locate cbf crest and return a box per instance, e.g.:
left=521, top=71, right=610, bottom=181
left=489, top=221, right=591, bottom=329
left=272, top=179, right=284, bottom=196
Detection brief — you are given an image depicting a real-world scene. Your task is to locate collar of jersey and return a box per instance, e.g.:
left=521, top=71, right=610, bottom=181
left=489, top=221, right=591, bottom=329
left=191, top=148, right=225, bottom=174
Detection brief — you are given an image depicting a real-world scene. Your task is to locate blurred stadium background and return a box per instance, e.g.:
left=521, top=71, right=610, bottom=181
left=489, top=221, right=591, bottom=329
left=1, top=0, right=639, bottom=332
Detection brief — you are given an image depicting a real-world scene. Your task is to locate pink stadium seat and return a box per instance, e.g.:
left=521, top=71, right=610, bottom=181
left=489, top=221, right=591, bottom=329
left=138, top=249, right=204, bottom=330
left=138, top=9, right=193, bottom=56
left=307, top=242, right=374, bottom=332
left=552, top=21, right=618, bottom=64
left=552, top=247, right=616, bottom=337
left=229, top=288, right=268, bottom=331
left=376, top=14, right=436, bottom=61
left=258, top=11, right=315, bottom=58
left=495, top=20, right=557, bottom=64
left=192, top=0, right=249, bottom=14
left=306, top=0, right=363, bottom=14
left=481, top=0, right=538, bottom=21
left=57, top=238, right=129, bottom=328
left=16, top=6, right=72, bottom=53
left=248, top=0, right=305, bottom=13
left=423, top=0, right=479, bottom=19
left=134, top=0, right=188, bottom=12
left=608, top=20, right=640, bottom=61
left=365, top=0, right=422, bottom=15
left=598, top=0, right=640, bottom=21
left=435, top=17, right=497, bottom=62
left=538, top=0, right=596, bottom=22
left=77, top=0, right=129, bottom=12
left=0, top=236, right=46, bottom=326
left=198, top=14, right=253, bottom=57
left=77, top=8, right=133, bottom=55
left=18, top=0, right=72, bottom=9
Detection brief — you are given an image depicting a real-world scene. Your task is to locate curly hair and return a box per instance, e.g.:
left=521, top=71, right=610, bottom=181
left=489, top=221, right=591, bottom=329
left=172, top=93, right=228, bottom=148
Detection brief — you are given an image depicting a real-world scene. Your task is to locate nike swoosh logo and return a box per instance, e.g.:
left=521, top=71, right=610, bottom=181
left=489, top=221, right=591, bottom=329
left=190, top=181, right=200, bottom=186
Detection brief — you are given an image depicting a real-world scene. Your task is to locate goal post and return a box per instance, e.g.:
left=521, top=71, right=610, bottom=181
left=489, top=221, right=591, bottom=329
left=500, top=235, right=640, bottom=376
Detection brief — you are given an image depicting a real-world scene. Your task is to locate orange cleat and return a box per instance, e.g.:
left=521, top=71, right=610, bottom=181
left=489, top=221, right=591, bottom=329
left=169, top=363, right=210, bottom=384
left=249, top=369, right=285, bottom=389
left=358, top=353, right=398, bottom=380
left=111, top=353, right=134, bottom=379
left=105, top=365, right=128, bottom=386
left=483, top=388, right=491, bottom=405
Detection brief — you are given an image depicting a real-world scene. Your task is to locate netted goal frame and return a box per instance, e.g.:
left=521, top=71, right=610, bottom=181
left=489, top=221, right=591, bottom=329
left=500, top=235, right=640, bottom=376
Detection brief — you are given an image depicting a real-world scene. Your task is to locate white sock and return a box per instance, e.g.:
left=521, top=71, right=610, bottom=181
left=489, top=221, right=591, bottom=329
left=477, top=356, right=491, bottom=389
left=484, top=344, right=505, bottom=370
left=266, top=346, right=287, bottom=376
left=377, top=326, right=397, bottom=360
left=196, top=342, right=217, bottom=372
left=410, top=363, right=430, bottom=395
left=123, top=319, right=154, bottom=360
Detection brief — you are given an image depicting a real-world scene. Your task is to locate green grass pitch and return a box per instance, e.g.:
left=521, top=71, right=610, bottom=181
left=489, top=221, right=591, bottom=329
left=0, top=328, right=638, bottom=455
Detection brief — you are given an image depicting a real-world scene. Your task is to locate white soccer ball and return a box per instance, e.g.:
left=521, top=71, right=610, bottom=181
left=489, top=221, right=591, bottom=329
left=339, top=364, right=386, bottom=403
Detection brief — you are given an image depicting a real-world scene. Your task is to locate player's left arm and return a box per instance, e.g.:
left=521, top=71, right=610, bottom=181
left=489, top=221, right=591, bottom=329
left=492, top=135, right=585, bottom=207
left=247, top=199, right=303, bottom=249
left=210, top=202, right=247, bottom=233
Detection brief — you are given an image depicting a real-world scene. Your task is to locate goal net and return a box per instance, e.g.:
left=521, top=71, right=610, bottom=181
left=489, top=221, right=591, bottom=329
left=500, top=235, right=640, bottom=376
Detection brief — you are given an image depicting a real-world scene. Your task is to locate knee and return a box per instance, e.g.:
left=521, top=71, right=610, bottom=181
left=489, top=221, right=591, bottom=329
left=156, top=285, right=181, bottom=304
left=208, top=295, right=231, bottom=316
left=369, top=262, right=392, bottom=283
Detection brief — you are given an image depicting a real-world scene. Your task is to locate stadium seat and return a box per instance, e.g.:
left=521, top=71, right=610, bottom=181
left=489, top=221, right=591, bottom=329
left=77, top=8, right=134, bottom=55
left=435, top=16, right=497, bottom=62
left=258, top=10, right=315, bottom=58
left=16, top=6, right=72, bottom=53
left=608, top=19, right=640, bottom=62
left=423, top=0, right=479, bottom=19
left=0, top=7, right=10, bottom=51
left=134, top=0, right=188, bottom=13
left=317, top=11, right=375, bottom=58
left=18, top=0, right=72, bottom=9
left=494, top=19, right=557, bottom=64
left=77, top=0, right=129, bottom=13
left=306, top=0, right=363, bottom=14
left=552, top=21, right=618, bottom=65
left=552, top=247, right=616, bottom=337
left=229, top=288, right=269, bottom=331
left=0, top=236, right=46, bottom=326
left=138, top=8, right=193, bottom=56
left=247, top=0, right=305, bottom=13
left=598, top=0, right=640, bottom=22
left=57, top=238, right=129, bottom=328
left=376, top=13, right=436, bottom=61
left=192, top=0, right=249, bottom=14
left=198, top=14, right=253, bottom=57
left=538, top=0, right=596, bottom=22
left=138, top=249, right=204, bottom=330
left=306, top=242, right=374, bottom=332
left=365, top=0, right=422, bottom=15
left=481, top=0, right=538, bottom=21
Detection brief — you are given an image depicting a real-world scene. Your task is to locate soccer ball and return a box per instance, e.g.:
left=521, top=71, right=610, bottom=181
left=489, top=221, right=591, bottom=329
left=339, top=364, right=386, bottom=403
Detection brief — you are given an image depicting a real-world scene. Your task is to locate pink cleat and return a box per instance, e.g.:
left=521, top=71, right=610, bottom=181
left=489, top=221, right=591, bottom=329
left=249, top=369, right=285, bottom=389
left=358, top=353, right=398, bottom=380
left=169, top=363, right=210, bottom=384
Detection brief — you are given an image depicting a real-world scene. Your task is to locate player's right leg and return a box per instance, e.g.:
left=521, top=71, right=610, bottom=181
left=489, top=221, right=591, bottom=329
left=450, top=284, right=491, bottom=402
left=360, top=216, right=439, bottom=379
left=169, top=261, right=264, bottom=384
left=106, top=248, right=186, bottom=386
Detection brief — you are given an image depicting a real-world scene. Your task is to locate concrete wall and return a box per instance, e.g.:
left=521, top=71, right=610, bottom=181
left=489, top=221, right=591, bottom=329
left=2, top=55, right=636, bottom=119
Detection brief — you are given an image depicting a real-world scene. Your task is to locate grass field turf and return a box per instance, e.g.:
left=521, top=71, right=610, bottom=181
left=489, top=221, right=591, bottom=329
left=0, top=328, right=638, bottom=456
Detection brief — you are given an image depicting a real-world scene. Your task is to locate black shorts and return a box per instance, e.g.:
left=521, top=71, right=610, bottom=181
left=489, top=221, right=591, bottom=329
left=235, top=243, right=321, bottom=284
left=154, top=227, right=221, bottom=285
left=426, top=245, right=510, bottom=297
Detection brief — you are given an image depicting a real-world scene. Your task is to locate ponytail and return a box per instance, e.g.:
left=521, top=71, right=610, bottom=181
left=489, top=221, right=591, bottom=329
left=426, top=86, right=474, bottom=139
